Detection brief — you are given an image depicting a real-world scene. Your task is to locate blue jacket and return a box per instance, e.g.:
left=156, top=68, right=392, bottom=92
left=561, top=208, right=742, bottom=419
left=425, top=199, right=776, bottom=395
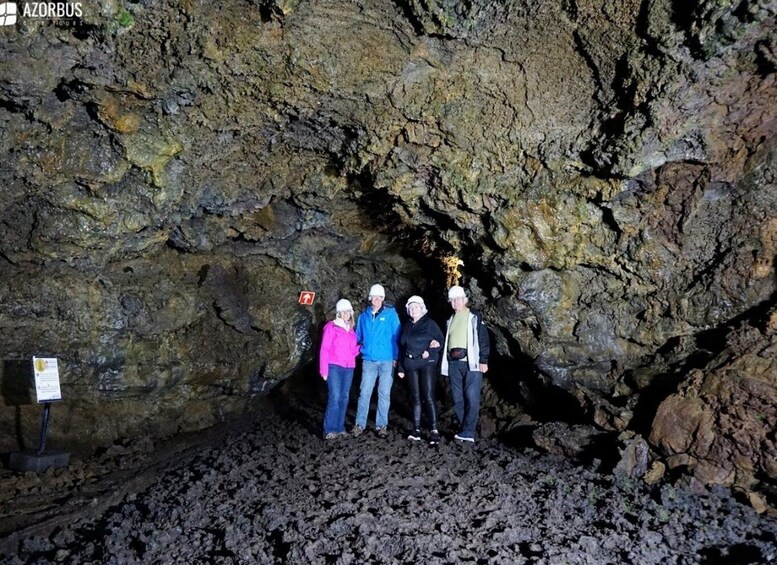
left=356, top=304, right=400, bottom=362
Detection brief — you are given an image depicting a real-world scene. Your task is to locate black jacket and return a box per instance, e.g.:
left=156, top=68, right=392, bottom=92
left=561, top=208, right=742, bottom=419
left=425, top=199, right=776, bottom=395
left=398, top=313, right=445, bottom=372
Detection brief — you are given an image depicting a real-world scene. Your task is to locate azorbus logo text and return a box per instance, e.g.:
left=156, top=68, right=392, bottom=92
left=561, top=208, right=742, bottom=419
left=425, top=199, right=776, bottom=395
left=0, top=3, right=18, bottom=26
left=24, top=2, right=83, bottom=18
left=0, top=2, right=84, bottom=26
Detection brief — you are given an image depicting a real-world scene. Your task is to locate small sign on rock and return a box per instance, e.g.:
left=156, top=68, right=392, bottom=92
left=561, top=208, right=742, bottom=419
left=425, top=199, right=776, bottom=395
left=298, top=291, right=315, bottom=305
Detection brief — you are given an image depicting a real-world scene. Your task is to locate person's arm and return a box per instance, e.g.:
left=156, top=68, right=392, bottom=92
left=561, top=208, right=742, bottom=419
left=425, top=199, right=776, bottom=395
left=476, top=312, right=490, bottom=372
left=391, top=310, right=401, bottom=361
left=351, top=333, right=361, bottom=358
left=397, top=324, right=406, bottom=370
left=319, top=322, right=334, bottom=379
left=440, top=318, right=452, bottom=377
left=429, top=321, right=444, bottom=350
left=355, top=314, right=364, bottom=344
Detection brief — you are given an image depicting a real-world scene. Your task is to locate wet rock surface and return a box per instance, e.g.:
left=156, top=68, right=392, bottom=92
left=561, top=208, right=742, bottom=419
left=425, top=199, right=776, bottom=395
left=2, top=393, right=775, bottom=564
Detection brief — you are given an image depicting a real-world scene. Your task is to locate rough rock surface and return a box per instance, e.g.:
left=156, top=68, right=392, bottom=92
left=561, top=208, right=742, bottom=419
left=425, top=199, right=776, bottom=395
left=0, top=0, right=775, bottom=490
left=650, top=307, right=777, bottom=492
left=1, top=394, right=775, bottom=564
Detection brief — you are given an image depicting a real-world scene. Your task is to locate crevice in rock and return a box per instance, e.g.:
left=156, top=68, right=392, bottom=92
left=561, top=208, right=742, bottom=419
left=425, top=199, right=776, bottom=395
left=572, top=31, right=606, bottom=103
left=164, top=236, right=191, bottom=254
left=683, top=243, right=730, bottom=293
left=0, top=98, right=26, bottom=114
left=561, top=0, right=579, bottom=22
left=597, top=203, right=622, bottom=238
left=670, top=0, right=700, bottom=35
left=671, top=2, right=715, bottom=60
left=389, top=0, right=427, bottom=37
left=53, top=79, right=89, bottom=103
left=579, top=52, right=640, bottom=174
left=257, top=0, right=283, bottom=24
left=635, top=0, right=666, bottom=58
left=755, top=38, right=777, bottom=76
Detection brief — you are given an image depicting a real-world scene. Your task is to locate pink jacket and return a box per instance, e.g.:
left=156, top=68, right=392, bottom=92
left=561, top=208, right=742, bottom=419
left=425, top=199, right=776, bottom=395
left=319, top=319, right=360, bottom=377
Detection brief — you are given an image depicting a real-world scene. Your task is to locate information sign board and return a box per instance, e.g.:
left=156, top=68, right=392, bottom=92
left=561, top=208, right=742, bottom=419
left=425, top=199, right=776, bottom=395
left=32, top=357, right=62, bottom=403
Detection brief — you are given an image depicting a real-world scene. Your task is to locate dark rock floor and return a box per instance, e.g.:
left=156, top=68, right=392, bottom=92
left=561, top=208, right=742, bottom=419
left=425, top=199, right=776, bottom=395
left=1, top=388, right=776, bottom=564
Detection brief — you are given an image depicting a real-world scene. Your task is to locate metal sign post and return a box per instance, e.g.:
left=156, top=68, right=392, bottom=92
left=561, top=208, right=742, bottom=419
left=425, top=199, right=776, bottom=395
left=37, top=402, right=52, bottom=455
left=8, top=357, right=70, bottom=473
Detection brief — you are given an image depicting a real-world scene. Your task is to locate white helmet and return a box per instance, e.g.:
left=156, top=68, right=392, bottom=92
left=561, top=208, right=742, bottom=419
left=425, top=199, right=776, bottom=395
left=335, top=299, right=353, bottom=312
left=405, top=295, right=427, bottom=315
left=368, top=284, right=385, bottom=299
left=448, top=285, right=466, bottom=300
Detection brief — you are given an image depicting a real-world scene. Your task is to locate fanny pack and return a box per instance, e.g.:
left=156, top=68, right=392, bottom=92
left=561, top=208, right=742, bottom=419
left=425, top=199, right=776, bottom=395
left=448, top=347, right=467, bottom=360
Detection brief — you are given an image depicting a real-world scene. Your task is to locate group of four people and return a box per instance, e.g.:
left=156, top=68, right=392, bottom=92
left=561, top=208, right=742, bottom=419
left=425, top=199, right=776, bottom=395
left=318, top=283, right=490, bottom=445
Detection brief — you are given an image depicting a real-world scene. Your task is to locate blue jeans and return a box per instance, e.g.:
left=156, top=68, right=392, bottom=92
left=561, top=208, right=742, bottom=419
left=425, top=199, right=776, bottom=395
left=323, top=364, right=354, bottom=435
left=448, top=360, right=482, bottom=438
left=355, top=360, right=394, bottom=429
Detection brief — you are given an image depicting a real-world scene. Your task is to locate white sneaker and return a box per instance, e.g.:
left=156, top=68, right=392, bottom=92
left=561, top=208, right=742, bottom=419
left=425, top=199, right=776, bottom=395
left=408, top=429, right=421, bottom=441
left=454, top=433, right=475, bottom=443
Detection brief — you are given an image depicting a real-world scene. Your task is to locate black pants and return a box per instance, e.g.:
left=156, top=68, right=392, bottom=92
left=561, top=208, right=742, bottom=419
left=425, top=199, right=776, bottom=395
left=406, top=363, right=437, bottom=430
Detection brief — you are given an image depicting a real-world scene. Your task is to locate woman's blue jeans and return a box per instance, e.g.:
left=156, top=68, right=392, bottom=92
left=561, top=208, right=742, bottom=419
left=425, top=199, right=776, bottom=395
left=323, top=364, right=354, bottom=434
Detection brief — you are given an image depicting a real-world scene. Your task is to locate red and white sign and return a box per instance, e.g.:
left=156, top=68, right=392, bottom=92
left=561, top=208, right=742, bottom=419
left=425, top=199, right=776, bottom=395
left=298, top=291, right=315, bottom=305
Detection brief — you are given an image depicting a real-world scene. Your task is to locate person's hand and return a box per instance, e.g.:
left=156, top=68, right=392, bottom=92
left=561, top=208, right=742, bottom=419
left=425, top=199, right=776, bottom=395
left=398, top=372, right=405, bottom=379
left=479, top=363, right=488, bottom=373
left=321, top=374, right=328, bottom=381
left=422, top=350, right=429, bottom=359
left=429, top=340, right=440, bottom=348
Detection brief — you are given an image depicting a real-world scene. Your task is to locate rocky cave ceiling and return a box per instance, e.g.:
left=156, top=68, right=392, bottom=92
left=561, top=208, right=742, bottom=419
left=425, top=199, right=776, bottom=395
left=0, top=0, right=775, bottom=495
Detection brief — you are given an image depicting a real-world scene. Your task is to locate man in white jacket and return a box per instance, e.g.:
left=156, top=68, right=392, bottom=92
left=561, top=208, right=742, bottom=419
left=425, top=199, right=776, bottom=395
left=440, top=285, right=490, bottom=442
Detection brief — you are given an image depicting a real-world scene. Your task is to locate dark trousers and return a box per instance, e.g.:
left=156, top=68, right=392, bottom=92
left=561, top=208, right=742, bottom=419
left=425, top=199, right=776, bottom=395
left=406, top=363, right=437, bottom=430
left=447, top=360, right=482, bottom=437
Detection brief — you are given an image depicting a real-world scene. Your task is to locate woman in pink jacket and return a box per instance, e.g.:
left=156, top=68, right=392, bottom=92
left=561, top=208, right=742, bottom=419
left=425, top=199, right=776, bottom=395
left=319, top=299, right=360, bottom=439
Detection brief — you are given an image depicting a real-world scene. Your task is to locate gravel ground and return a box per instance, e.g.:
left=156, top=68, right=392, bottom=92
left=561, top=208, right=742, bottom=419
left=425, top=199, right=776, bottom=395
left=1, top=391, right=776, bottom=564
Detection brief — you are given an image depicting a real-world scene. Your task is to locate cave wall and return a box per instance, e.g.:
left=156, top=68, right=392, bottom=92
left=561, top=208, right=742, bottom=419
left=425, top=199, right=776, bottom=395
left=0, top=0, right=775, bottom=473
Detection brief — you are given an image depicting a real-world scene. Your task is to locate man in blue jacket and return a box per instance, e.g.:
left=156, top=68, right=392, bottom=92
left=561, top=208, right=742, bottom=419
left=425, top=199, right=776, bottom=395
left=353, top=283, right=401, bottom=438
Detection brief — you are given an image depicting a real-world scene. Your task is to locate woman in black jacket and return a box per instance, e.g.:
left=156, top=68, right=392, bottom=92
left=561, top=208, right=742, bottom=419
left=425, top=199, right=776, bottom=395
left=397, top=295, right=445, bottom=445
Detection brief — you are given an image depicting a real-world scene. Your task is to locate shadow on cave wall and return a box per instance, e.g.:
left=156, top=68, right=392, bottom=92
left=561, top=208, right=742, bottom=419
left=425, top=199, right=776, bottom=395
left=0, top=359, right=35, bottom=461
